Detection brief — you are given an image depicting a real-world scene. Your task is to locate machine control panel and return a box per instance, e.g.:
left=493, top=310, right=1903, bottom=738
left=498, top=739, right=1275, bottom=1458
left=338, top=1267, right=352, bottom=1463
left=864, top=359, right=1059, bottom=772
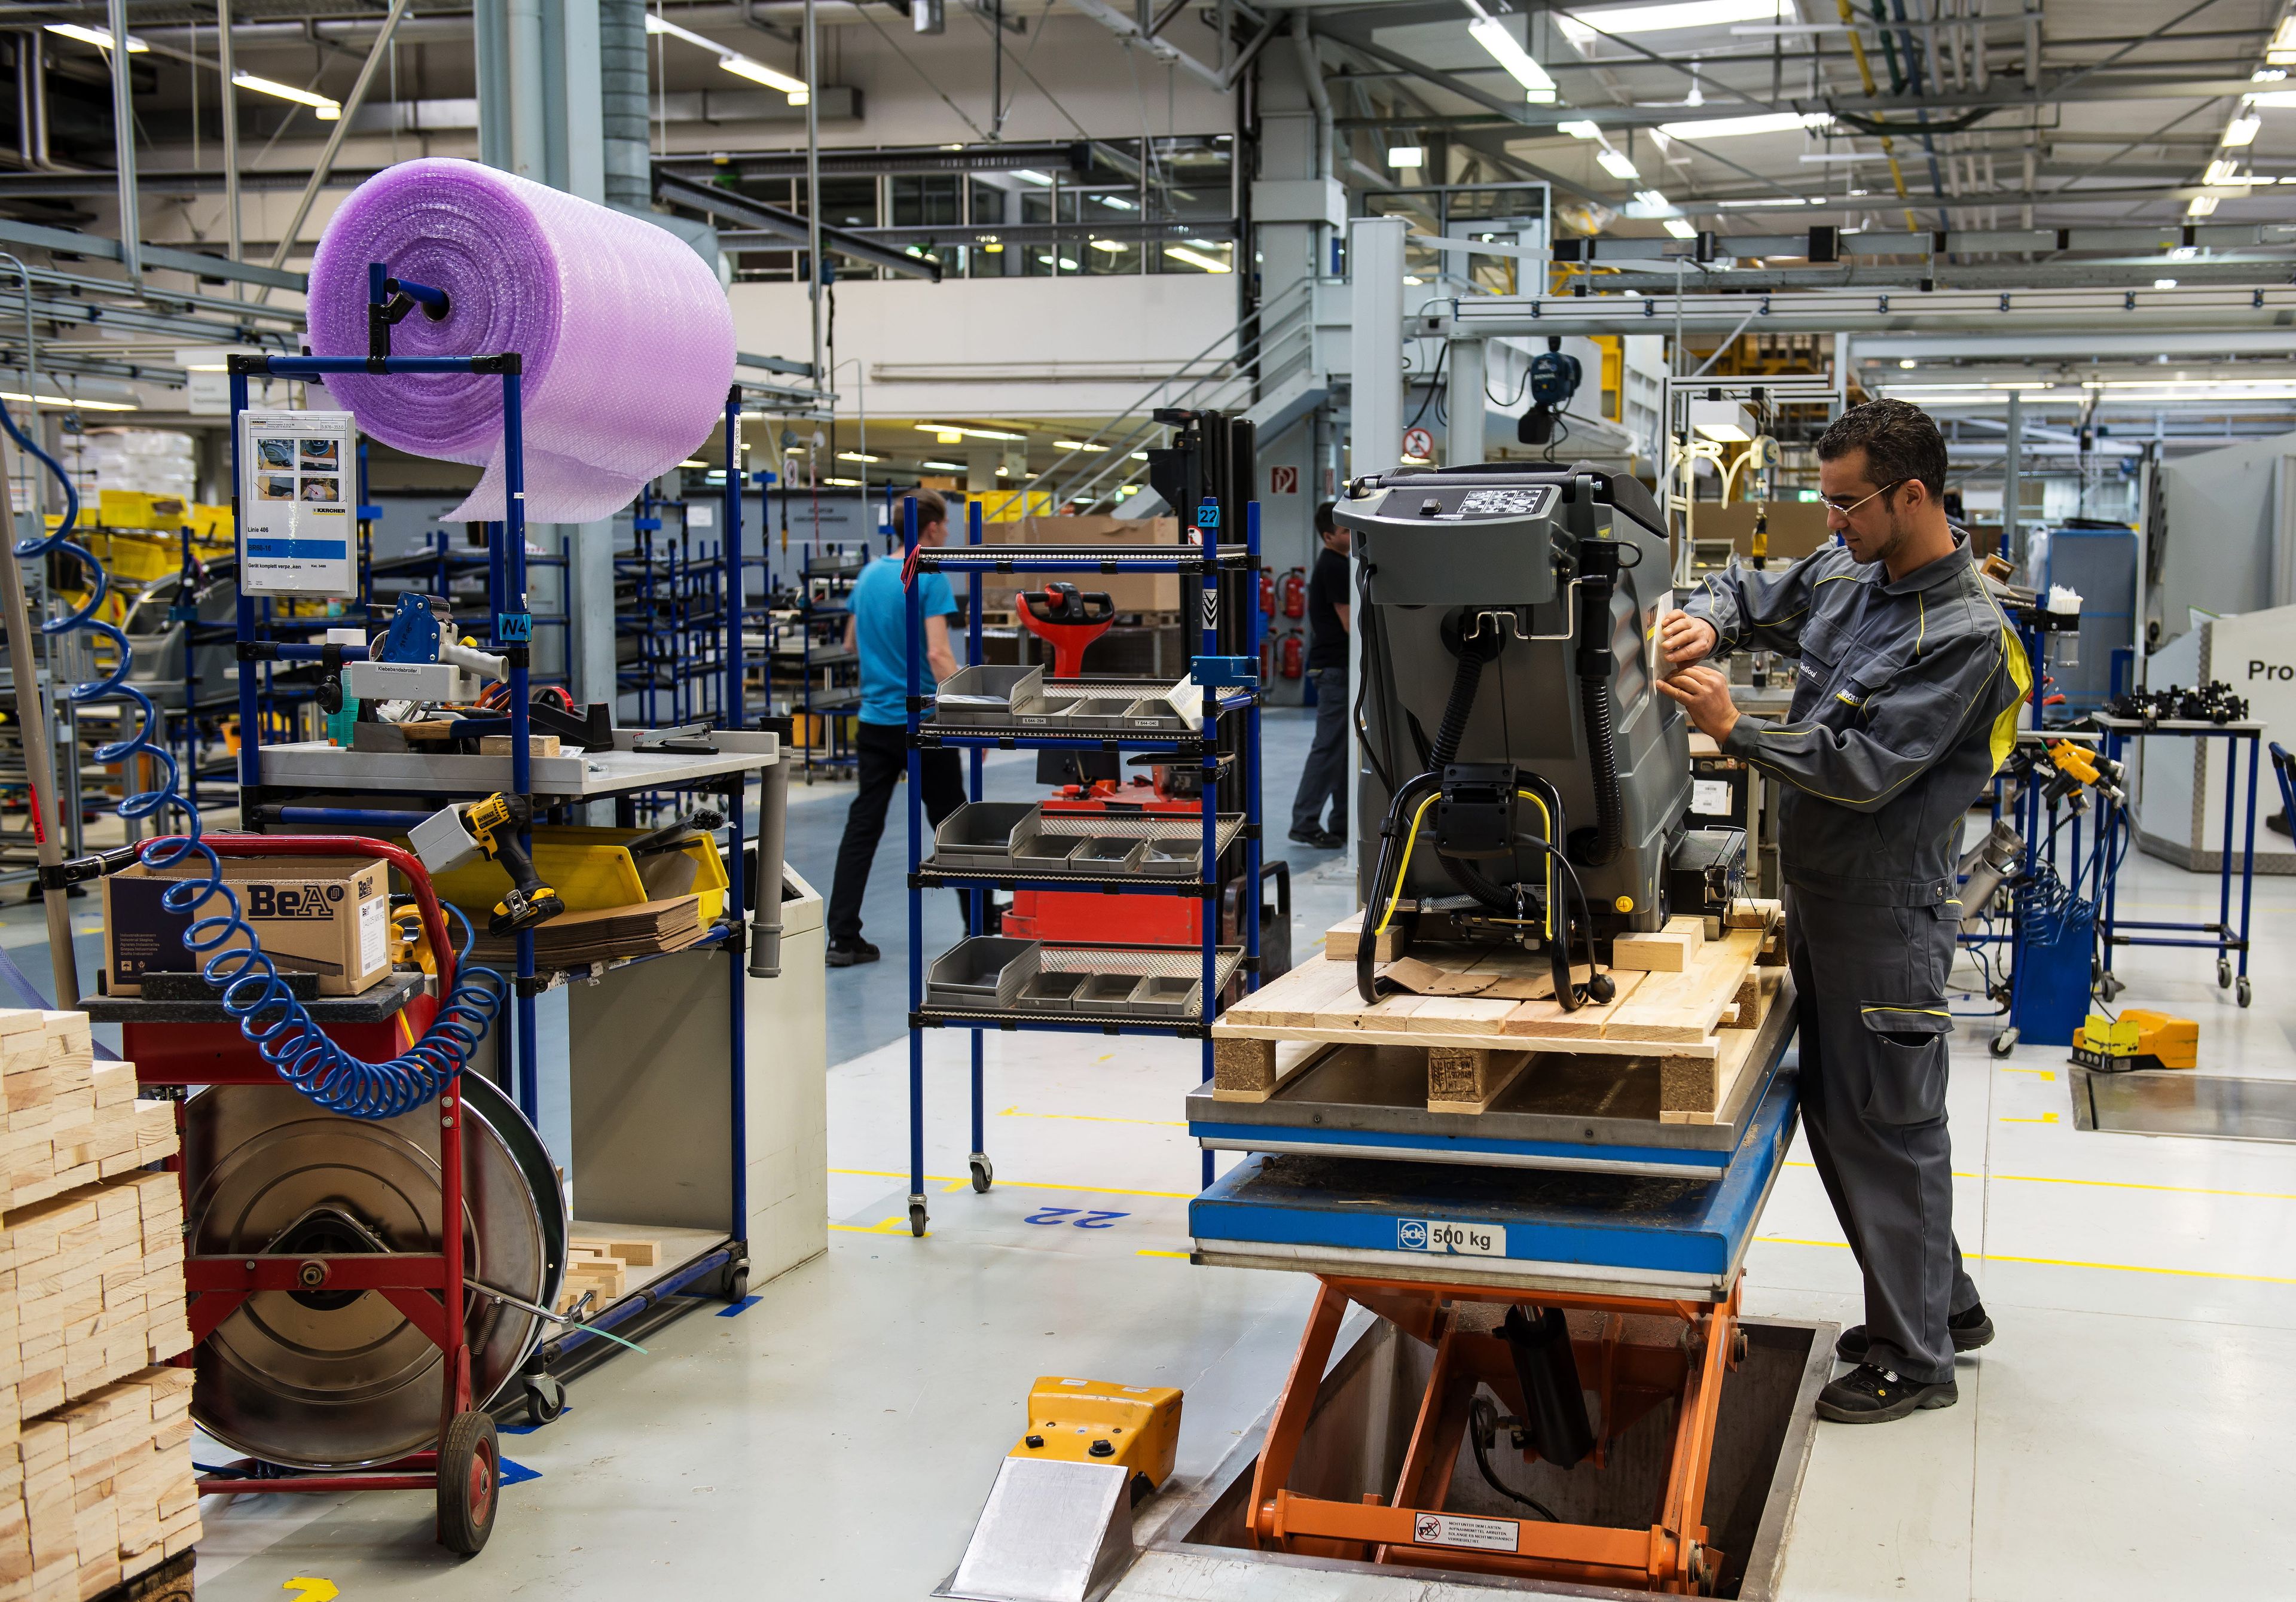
left=1404, top=484, right=1561, bottom=521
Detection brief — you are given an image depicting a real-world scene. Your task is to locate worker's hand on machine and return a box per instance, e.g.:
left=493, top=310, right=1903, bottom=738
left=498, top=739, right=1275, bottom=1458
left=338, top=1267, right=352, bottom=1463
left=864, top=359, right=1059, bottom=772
left=1657, top=665, right=1739, bottom=744
left=1658, top=609, right=1718, bottom=666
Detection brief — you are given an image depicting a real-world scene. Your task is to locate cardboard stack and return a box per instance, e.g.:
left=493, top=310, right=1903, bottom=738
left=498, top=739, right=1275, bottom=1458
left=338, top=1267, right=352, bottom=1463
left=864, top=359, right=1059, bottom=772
left=0, top=1009, right=200, bottom=1600
left=1, top=1016, right=177, bottom=1213
left=4, top=1369, right=199, bottom=1601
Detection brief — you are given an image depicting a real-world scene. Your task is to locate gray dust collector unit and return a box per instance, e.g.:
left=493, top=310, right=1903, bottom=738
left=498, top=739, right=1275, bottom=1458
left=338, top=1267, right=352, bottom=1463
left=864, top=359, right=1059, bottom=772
left=1337, top=463, right=1705, bottom=1008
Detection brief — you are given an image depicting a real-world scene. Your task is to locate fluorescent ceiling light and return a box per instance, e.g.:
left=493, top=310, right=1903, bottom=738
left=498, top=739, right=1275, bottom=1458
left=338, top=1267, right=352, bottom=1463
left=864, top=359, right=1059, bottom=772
left=2224, top=115, right=2262, bottom=146
left=1097, top=194, right=1137, bottom=210
left=646, top=16, right=808, bottom=102
left=2188, top=193, right=2221, bottom=216
left=2169, top=245, right=2199, bottom=260
left=1559, top=120, right=1604, bottom=139
left=1013, top=169, right=1054, bottom=185
left=2256, top=67, right=2290, bottom=82
left=2203, top=157, right=2243, bottom=184
left=1659, top=111, right=1831, bottom=140
left=233, top=72, right=342, bottom=120
left=1090, top=239, right=1125, bottom=252
left=2271, top=16, right=2296, bottom=62
left=2248, top=89, right=2296, bottom=105
left=1688, top=399, right=1753, bottom=441
left=1596, top=149, right=1641, bottom=179
left=2154, top=279, right=2179, bottom=290
left=922, top=460, right=967, bottom=471
left=1165, top=245, right=1232, bottom=273
left=837, top=451, right=881, bottom=462
left=1714, top=196, right=1810, bottom=207
left=915, top=423, right=1027, bottom=441
left=1663, top=218, right=1699, bottom=239
left=1463, top=8, right=1559, bottom=103
left=1053, top=440, right=1109, bottom=451
left=5, top=390, right=135, bottom=411
left=1560, top=0, right=1783, bottom=48
left=822, top=477, right=865, bottom=487
left=46, top=23, right=146, bottom=52
left=1388, top=145, right=1425, bottom=168
left=1058, top=257, right=1080, bottom=270
left=1898, top=358, right=1918, bottom=370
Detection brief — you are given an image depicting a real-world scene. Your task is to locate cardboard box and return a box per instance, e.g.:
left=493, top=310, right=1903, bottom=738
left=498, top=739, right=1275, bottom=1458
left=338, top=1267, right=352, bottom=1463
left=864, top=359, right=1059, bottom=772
left=980, top=515, right=1183, bottom=617
left=101, top=856, right=390, bottom=997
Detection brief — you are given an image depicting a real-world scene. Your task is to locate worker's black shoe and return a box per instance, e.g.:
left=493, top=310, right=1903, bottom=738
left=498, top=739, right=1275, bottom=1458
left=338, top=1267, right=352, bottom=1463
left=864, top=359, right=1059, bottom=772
left=825, top=936, right=881, bottom=967
left=1815, top=1364, right=1957, bottom=1424
left=1834, top=1304, right=1995, bottom=1365
left=1289, top=827, right=1344, bottom=850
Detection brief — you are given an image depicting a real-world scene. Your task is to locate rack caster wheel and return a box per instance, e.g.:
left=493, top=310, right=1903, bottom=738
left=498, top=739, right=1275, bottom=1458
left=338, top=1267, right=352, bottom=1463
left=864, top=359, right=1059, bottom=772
left=2239, top=975, right=2253, bottom=1008
left=724, top=1259, right=750, bottom=1302
left=908, top=1201, right=929, bottom=1237
left=970, top=1155, right=994, bottom=1194
left=436, top=1410, right=500, bottom=1556
left=2099, top=972, right=2124, bottom=1001
left=1990, top=1028, right=2019, bottom=1057
left=2219, top=958, right=2233, bottom=989
left=521, top=1374, right=566, bottom=1427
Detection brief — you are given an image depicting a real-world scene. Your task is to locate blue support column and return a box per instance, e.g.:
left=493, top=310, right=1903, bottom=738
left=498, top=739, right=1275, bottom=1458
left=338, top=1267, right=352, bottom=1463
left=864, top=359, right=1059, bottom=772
left=1245, top=501, right=1263, bottom=996
left=2238, top=731, right=2259, bottom=985
left=723, top=392, right=750, bottom=1247
left=1195, top=498, right=1219, bottom=1191
left=904, top=495, right=927, bottom=1235
left=966, top=495, right=987, bottom=1188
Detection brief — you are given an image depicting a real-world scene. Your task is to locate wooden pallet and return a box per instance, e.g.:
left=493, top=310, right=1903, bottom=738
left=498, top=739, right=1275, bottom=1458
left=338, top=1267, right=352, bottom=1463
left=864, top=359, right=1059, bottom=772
left=1213, top=902, right=1788, bottom=1121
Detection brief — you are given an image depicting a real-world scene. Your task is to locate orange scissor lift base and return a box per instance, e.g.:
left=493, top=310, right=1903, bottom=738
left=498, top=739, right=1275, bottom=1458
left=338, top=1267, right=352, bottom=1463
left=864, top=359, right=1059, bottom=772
left=1245, top=1274, right=1748, bottom=1595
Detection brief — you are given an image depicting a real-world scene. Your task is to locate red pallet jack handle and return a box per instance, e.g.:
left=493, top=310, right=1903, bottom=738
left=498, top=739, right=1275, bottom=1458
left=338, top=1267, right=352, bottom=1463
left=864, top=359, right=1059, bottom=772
left=151, top=836, right=478, bottom=1506
left=1018, top=584, right=1116, bottom=679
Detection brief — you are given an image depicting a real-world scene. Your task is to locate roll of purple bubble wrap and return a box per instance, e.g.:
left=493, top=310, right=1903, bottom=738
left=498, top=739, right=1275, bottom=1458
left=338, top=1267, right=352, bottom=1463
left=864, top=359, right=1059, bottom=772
left=309, top=158, right=736, bottom=525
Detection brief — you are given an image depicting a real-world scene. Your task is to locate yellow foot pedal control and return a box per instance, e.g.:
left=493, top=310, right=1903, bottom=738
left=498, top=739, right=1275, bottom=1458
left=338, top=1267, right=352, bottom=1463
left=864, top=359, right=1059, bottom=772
left=2074, top=1009, right=2199, bottom=1074
left=1009, top=1376, right=1182, bottom=1506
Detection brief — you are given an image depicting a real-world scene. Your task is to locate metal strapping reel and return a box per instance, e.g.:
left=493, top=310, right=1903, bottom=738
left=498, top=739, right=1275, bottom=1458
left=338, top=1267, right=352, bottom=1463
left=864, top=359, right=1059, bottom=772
left=183, top=1072, right=566, bottom=1469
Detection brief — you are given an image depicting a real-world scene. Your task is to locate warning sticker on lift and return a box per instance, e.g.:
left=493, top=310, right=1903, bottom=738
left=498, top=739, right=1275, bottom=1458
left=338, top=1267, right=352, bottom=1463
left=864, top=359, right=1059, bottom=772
left=1396, top=1217, right=1506, bottom=1257
left=1412, top=1512, right=1521, bottom=1554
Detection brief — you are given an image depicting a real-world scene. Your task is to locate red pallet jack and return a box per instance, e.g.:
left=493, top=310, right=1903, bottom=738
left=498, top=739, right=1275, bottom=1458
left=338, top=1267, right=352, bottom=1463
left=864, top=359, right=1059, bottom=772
left=136, top=837, right=503, bottom=1554
left=1004, top=586, right=1287, bottom=969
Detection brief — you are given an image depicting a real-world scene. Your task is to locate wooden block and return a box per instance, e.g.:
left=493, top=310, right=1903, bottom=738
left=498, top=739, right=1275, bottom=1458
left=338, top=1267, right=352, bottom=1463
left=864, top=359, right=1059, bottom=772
left=1726, top=897, right=1782, bottom=930
left=1611, top=918, right=1703, bottom=974
left=1321, top=911, right=1400, bottom=966
left=1606, top=927, right=1764, bottom=1045
left=480, top=734, right=562, bottom=757
left=602, top=1238, right=661, bottom=1268
left=1426, top=1047, right=1534, bottom=1113
left=1211, top=1036, right=1277, bottom=1097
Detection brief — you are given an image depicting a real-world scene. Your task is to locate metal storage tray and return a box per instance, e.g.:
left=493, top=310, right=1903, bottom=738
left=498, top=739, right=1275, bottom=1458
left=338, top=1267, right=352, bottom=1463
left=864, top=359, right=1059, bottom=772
left=929, top=664, right=1050, bottom=725
left=930, top=801, right=1042, bottom=867
left=1128, top=975, right=1204, bottom=1017
left=1054, top=695, right=1141, bottom=732
left=1119, top=697, right=1193, bottom=733
left=1070, top=836, right=1146, bottom=872
left=1073, top=973, right=1143, bottom=1009
left=1015, top=971, right=1088, bottom=1012
left=1011, top=835, right=1083, bottom=872
left=925, top=937, right=1042, bottom=1010
left=1135, top=840, right=1202, bottom=878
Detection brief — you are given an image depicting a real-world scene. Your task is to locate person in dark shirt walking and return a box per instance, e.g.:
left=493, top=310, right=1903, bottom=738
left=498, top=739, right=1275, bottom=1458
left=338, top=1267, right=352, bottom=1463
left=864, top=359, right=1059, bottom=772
left=1288, top=502, right=1352, bottom=850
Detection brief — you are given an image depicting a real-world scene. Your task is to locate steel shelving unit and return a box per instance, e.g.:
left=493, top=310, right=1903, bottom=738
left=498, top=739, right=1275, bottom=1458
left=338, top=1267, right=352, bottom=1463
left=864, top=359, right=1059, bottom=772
left=616, top=487, right=726, bottom=728
left=767, top=542, right=863, bottom=783
left=896, top=493, right=1263, bottom=1237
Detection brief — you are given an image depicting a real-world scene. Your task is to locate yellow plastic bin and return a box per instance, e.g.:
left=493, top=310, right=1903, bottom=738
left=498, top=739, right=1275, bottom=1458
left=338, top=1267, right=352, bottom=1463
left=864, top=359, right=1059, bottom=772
left=428, top=826, right=729, bottom=926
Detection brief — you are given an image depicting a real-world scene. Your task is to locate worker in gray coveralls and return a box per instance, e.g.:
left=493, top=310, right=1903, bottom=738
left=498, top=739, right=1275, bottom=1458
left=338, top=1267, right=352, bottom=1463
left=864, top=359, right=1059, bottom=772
left=1656, top=398, right=2029, bottom=1425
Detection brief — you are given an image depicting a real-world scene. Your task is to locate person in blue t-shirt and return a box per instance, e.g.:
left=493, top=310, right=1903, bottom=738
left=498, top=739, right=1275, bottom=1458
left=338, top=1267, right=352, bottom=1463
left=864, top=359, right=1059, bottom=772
left=826, top=489, right=970, bottom=965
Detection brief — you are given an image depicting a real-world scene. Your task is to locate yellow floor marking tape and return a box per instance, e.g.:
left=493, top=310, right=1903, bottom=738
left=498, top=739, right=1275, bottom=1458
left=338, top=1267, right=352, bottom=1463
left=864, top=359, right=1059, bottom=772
left=829, top=1216, right=912, bottom=1235
left=1136, top=1249, right=1190, bottom=1259
left=1759, top=1234, right=2296, bottom=1287
left=2000, top=1067, right=2057, bottom=1081
left=1999, top=1112, right=2060, bottom=1124
left=998, top=1106, right=1187, bottom=1129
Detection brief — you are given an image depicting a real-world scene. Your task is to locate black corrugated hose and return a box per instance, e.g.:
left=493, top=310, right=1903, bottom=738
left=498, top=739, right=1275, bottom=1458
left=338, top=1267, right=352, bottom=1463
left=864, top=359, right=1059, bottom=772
left=1574, top=545, right=1625, bottom=868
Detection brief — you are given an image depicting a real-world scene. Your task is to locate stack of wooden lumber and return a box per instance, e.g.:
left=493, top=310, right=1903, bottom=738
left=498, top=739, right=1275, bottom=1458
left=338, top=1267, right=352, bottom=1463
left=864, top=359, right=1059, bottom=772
left=0, top=1010, right=199, bottom=1601
left=1215, top=901, right=1787, bottom=1121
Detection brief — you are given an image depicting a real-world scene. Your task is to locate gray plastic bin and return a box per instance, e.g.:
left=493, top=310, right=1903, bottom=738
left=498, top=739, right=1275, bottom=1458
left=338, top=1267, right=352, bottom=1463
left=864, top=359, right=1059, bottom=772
left=1071, top=837, right=1146, bottom=873
left=1128, top=976, right=1204, bottom=1018
left=932, top=801, right=1041, bottom=867
left=924, top=937, right=1042, bottom=1010
left=1015, top=972, right=1088, bottom=1012
left=929, top=663, right=1048, bottom=725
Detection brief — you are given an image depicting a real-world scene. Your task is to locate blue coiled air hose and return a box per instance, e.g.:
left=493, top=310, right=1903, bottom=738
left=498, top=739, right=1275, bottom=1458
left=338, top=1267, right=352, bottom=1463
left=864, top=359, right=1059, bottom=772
left=2, top=398, right=505, bottom=1119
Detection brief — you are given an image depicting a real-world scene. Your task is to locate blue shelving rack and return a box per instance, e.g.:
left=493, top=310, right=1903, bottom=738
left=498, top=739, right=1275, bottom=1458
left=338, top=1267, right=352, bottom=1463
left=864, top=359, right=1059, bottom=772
left=896, top=494, right=1264, bottom=1237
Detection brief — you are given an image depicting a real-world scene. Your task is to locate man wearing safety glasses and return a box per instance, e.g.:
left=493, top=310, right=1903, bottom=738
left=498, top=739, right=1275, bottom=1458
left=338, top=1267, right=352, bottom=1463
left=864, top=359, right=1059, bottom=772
left=1655, top=399, right=2029, bottom=1427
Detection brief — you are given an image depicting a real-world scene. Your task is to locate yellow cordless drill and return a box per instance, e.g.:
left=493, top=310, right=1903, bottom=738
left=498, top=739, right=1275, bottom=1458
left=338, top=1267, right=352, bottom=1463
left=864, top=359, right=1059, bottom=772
left=453, top=794, right=564, bottom=935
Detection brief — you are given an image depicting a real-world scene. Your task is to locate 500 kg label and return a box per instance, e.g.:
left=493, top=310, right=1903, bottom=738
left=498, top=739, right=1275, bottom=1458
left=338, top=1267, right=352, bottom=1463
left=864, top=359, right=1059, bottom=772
left=1396, top=1217, right=1507, bottom=1257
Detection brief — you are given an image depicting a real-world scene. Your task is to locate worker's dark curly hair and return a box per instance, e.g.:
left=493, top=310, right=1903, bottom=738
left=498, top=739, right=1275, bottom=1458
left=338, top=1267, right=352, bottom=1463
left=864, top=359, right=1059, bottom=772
left=1817, top=398, right=1947, bottom=501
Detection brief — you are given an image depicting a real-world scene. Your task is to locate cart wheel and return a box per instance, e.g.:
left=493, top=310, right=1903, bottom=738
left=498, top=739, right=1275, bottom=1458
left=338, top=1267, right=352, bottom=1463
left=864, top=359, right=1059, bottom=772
left=436, top=1411, right=500, bottom=1556
left=2099, top=972, right=2124, bottom=1002
left=725, top=1259, right=750, bottom=1302
left=908, top=1201, right=929, bottom=1237
left=1990, top=1028, right=2019, bottom=1057
left=2219, top=958, right=2233, bottom=989
left=2239, top=975, right=2253, bottom=1009
left=970, top=1155, right=994, bottom=1194
left=521, top=1374, right=565, bottom=1427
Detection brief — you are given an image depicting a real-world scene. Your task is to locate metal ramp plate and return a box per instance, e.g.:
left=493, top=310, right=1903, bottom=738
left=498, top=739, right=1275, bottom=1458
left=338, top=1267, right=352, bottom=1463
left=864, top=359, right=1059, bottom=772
left=2072, top=1067, right=2296, bottom=1144
left=939, top=1457, right=1135, bottom=1602
left=1190, top=1070, right=1798, bottom=1298
left=1189, top=991, right=1796, bottom=1179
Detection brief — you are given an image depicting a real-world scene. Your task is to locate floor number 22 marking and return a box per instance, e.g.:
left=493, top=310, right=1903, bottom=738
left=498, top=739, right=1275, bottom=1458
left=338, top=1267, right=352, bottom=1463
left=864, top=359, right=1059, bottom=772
left=1025, top=1207, right=1130, bottom=1229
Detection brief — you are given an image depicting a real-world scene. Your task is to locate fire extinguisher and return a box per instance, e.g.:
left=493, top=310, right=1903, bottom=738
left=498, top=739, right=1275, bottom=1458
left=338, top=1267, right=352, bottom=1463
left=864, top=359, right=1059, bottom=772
left=1282, top=567, right=1307, bottom=620
left=1280, top=631, right=1305, bottom=679
left=1259, top=568, right=1277, bottom=617
left=1260, top=630, right=1277, bottom=683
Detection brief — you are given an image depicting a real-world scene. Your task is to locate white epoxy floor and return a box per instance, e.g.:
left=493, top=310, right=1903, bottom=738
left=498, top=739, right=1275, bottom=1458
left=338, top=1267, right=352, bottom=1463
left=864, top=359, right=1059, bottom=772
left=53, top=814, right=2289, bottom=1600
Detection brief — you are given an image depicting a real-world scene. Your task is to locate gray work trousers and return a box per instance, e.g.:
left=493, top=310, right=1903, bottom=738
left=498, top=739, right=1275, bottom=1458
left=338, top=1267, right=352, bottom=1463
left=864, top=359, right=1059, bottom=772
left=1784, top=887, right=1981, bottom=1384
left=1290, top=666, right=1349, bottom=835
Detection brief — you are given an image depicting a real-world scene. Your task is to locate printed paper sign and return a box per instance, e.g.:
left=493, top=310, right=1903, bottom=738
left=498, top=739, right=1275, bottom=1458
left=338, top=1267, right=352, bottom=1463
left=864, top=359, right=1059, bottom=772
left=1691, top=778, right=1735, bottom=816
left=1396, top=1217, right=1506, bottom=1257
left=1411, top=1513, right=1520, bottom=1553
left=240, top=410, right=358, bottom=596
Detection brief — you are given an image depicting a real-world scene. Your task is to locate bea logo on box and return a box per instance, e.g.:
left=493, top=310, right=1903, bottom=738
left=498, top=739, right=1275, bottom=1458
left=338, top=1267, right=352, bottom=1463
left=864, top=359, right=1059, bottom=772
left=246, top=884, right=342, bottom=919
left=1397, top=1219, right=1429, bottom=1250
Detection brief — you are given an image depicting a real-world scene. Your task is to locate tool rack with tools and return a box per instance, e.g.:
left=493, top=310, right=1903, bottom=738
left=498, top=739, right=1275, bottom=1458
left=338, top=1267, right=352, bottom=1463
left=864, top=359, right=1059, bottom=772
left=897, top=477, right=1264, bottom=1237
